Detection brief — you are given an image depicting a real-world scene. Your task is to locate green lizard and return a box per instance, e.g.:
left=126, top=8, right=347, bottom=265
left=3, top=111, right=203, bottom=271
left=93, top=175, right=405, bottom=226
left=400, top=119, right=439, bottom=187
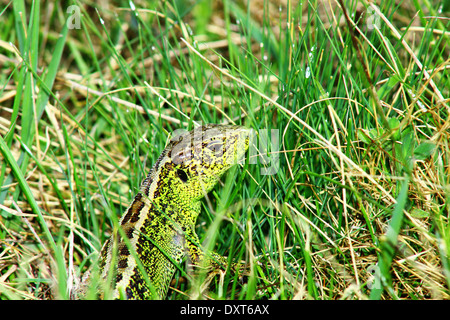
left=77, top=124, right=250, bottom=299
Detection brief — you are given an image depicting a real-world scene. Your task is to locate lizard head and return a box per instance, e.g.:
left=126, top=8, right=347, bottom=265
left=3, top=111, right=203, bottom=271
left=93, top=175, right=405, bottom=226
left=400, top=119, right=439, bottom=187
left=157, top=124, right=250, bottom=203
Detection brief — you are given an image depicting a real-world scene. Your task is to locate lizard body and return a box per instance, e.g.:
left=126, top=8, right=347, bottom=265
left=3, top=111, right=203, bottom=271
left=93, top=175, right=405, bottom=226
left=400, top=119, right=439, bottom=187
left=78, top=124, right=249, bottom=299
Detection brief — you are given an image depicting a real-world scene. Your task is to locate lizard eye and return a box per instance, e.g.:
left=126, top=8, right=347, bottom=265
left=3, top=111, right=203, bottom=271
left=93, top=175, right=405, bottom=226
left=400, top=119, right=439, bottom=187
left=205, top=140, right=223, bottom=153
left=177, top=169, right=189, bottom=183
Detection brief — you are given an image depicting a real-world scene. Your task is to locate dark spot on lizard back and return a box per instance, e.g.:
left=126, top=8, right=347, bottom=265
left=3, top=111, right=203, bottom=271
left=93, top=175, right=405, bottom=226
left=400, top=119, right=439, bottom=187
left=122, top=193, right=145, bottom=224
left=118, top=258, right=128, bottom=269
left=124, top=226, right=134, bottom=239
left=120, top=244, right=130, bottom=257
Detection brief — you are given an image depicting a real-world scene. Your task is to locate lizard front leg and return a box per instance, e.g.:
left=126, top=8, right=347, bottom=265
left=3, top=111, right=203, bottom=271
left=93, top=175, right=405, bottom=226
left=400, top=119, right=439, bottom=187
left=184, top=225, right=247, bottom=274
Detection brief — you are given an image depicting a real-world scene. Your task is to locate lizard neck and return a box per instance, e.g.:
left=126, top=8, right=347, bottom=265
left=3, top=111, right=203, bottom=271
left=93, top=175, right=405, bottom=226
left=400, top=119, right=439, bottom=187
left=151, top=193, right=201, bottom=227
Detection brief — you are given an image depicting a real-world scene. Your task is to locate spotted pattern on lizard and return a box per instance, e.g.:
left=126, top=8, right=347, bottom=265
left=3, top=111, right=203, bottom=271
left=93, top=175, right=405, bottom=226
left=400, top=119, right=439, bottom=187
left=77, top=124, right=250, bottom=299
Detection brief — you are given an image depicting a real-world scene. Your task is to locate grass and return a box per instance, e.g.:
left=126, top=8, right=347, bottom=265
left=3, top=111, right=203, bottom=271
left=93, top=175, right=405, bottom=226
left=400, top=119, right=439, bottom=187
left=0, top=0, right=449, bottom=300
